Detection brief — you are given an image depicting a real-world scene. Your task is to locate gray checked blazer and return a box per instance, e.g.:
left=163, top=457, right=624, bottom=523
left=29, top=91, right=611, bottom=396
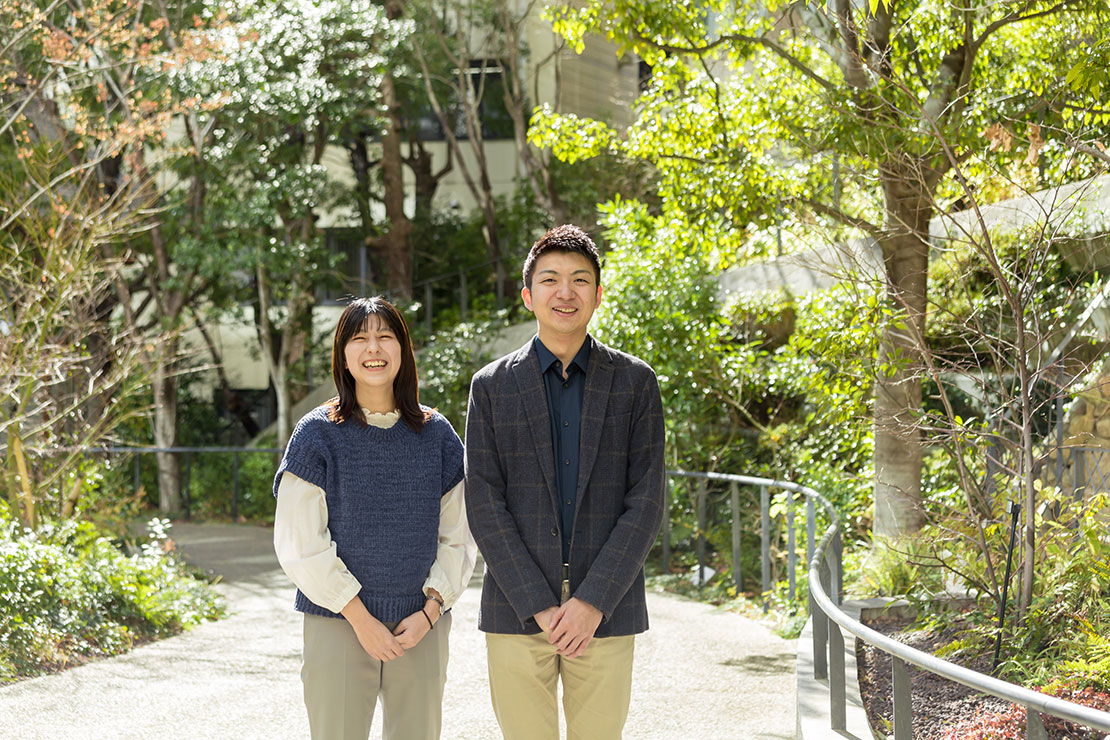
left=464, top=335, right=666, bottom=636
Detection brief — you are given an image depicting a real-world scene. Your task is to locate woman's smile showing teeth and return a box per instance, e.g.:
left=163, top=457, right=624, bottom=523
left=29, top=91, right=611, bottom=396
left=343, top=316, right=403, bottom=394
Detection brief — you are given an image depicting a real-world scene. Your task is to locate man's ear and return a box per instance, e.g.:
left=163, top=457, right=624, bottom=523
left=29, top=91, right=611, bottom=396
left=595, top=285, right=603, bottom=305
left=521, top=286, right=534, bottom=312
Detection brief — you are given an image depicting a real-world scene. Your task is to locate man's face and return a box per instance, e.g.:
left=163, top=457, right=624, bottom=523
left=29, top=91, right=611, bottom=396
left=522, top=251, right=602, bottom=341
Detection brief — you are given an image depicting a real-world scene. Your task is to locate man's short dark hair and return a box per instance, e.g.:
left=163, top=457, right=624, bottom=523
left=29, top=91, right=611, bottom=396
left=522, top=224, right=602, bottom=289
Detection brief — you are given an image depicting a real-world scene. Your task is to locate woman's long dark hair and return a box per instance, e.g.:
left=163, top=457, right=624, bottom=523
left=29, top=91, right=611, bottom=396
left=327, top=297, right=429, bottom=432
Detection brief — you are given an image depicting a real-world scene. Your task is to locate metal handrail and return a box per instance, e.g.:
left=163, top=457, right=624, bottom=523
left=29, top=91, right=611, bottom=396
left=28, top=445, right=283, bottom=521
left=667, top=467, right=1110, bottom=737
left=665, top=469, right=841, bottom=631
left=807, top=512, right=1110, bottom=738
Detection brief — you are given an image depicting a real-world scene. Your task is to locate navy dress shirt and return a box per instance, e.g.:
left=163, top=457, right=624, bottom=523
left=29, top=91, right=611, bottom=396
left=534, top=336, right=590, bottom=563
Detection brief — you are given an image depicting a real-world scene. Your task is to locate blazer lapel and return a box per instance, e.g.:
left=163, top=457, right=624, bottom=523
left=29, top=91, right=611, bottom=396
left=511, top=341, right=560, bottom=512
left=575, top=337, right=613, bottom=518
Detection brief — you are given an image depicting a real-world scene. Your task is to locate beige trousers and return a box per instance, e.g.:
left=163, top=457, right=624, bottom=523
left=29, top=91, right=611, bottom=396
left=301, top=611, right=451, bottom=740
left=486, top=631, right=635, bottom=740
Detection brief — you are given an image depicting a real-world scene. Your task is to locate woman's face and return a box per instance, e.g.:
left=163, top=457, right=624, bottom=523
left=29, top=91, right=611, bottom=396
left=343, top=315, right=402, bottom=398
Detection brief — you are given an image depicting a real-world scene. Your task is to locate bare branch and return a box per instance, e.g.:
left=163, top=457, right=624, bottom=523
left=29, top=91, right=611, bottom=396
left=1070, top=139, right=1110, bottom=166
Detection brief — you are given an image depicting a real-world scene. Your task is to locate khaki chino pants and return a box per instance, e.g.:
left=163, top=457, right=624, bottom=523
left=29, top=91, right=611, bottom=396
left=486, top=632, right=635, bottom=740
left=301, top=611, right=451, bottom=740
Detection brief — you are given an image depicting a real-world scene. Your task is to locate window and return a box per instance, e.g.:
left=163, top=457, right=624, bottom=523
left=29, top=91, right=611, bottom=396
left=317, top=228, right=375, bottom=303
left=409, top=59, right=516, bottom=141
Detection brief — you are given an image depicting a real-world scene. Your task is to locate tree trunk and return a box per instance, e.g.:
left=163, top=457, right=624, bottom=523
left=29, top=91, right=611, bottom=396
left=378, top=70, right=413, bottom=300
left=501, top=22, right=568, bottom=225
left=151, top=357, right=181, bottom=513
left=255, top=260, right=300, bottom=448
left=408, top=138, right=444, bottom=225
left=9, top=431, right=36, bottom=528
left=192, top=309, right=260, bottom=438
left=344, top=135, right=381, bottom=294
left=274, top=355, right=292, bottom=450
left=872, top=164, right=931, bottom=539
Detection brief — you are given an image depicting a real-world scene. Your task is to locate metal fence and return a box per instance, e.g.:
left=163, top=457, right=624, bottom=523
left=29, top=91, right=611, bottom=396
left=81, top=446, right=282, bottom=521
left=664, top=469, right=1110, bottom=738
left=661, top=474, right=843, bottom=687
left=413, top=258, right=510, bottom=333
left=41, top=450, right=1110, bottom=736
left=1043, top=444, right=1110, bottom=500
left=663, top=470, right=837, bottom=612
left=805, top=492, right=1110, bottom=740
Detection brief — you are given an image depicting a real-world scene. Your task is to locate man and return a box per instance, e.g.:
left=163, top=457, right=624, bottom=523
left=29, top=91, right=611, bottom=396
left=464, top=224, right=666, bottom=740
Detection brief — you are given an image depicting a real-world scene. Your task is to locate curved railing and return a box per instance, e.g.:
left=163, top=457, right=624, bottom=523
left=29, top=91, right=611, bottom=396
left=667, top=469, right=1110, bottom=739
left=665, top=470, right=842, bottom=653
left=805, top=503, right=1110, bottom=739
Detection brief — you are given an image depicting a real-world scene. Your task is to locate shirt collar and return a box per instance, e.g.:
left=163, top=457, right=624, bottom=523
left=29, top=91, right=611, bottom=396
left=533, top=335, right=591, bottom=375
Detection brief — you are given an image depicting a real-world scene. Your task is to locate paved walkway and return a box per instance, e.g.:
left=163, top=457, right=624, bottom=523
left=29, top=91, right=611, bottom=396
left=0, top=523, right=796, bottom=739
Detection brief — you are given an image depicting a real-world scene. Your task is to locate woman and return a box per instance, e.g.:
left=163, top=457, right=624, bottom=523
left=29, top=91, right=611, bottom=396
left=273, top=296, right=476, bottom=740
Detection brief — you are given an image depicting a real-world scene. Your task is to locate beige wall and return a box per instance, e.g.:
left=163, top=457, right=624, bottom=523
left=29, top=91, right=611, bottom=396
left=525, top=7, right=639, bottom=128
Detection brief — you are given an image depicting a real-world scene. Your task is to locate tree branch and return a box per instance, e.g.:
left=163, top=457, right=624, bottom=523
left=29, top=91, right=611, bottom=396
left=864, top=0, right=894, bottom=79
left=629, top=27, right=838, bottom=95
left=971, top=0, right=1079, bottom=54
left=1070, top=139, right=1110, bottom=166
left=796, top=195, right=882, bottom=239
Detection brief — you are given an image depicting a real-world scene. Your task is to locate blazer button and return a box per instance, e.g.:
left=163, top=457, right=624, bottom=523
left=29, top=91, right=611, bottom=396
left=550, top=527, right=558, bottom=537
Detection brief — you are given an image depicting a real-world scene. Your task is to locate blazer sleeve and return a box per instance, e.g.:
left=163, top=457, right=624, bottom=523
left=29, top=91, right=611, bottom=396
left=574, top=367, right=666, bottom=619
left=464, top=372, right=560, bottom=625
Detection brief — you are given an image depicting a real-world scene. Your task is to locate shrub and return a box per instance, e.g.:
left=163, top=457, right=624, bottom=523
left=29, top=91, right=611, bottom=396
left=183, top=450, right=279, bottom=522
left=0, top=517, right=224, bottom=682
left=939, top=683, right=1110, bottom=740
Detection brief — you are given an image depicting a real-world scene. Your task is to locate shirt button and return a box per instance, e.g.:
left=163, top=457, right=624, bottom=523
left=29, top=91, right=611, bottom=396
left=565, top=500, right=572, bottom=505
left=550, top=527, right=558, bottom=537
left=563, top=420, right=569, bottom=427
left=564, top=459, right=570, bottom=465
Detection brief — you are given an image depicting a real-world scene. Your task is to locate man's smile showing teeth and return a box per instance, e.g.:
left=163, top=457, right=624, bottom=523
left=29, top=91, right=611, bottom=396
left=553, top=307, right=577, bottom=314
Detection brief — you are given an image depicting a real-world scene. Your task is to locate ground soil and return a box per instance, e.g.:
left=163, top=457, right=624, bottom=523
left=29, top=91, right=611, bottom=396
left=857, top=613, right=1110, bottom=740
left=856, top=611, right=1010, bottom=739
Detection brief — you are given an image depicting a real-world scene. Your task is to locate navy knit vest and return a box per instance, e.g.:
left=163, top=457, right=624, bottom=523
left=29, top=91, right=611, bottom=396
left=273, top=405, right=464, bottom=622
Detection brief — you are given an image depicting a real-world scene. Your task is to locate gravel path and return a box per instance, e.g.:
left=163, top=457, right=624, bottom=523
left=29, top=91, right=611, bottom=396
left=0, top=522, right=796, bottom=739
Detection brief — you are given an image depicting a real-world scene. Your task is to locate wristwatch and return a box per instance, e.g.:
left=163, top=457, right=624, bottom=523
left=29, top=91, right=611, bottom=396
left=428, top=592, right=445, bottom=615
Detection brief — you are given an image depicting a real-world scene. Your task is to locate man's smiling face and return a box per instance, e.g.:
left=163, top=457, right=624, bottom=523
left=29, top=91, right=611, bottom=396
left=522, top=251, right=602, bottom=341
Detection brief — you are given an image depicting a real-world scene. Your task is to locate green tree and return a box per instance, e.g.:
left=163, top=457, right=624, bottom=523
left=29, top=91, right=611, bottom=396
left=533, top=0, right=1110, bottom=541
left=177, top=0, right=407, bottom=445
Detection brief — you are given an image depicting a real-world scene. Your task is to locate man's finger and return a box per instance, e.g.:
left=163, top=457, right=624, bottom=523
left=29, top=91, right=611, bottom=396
left=547, top=622, right=568, bottom=645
